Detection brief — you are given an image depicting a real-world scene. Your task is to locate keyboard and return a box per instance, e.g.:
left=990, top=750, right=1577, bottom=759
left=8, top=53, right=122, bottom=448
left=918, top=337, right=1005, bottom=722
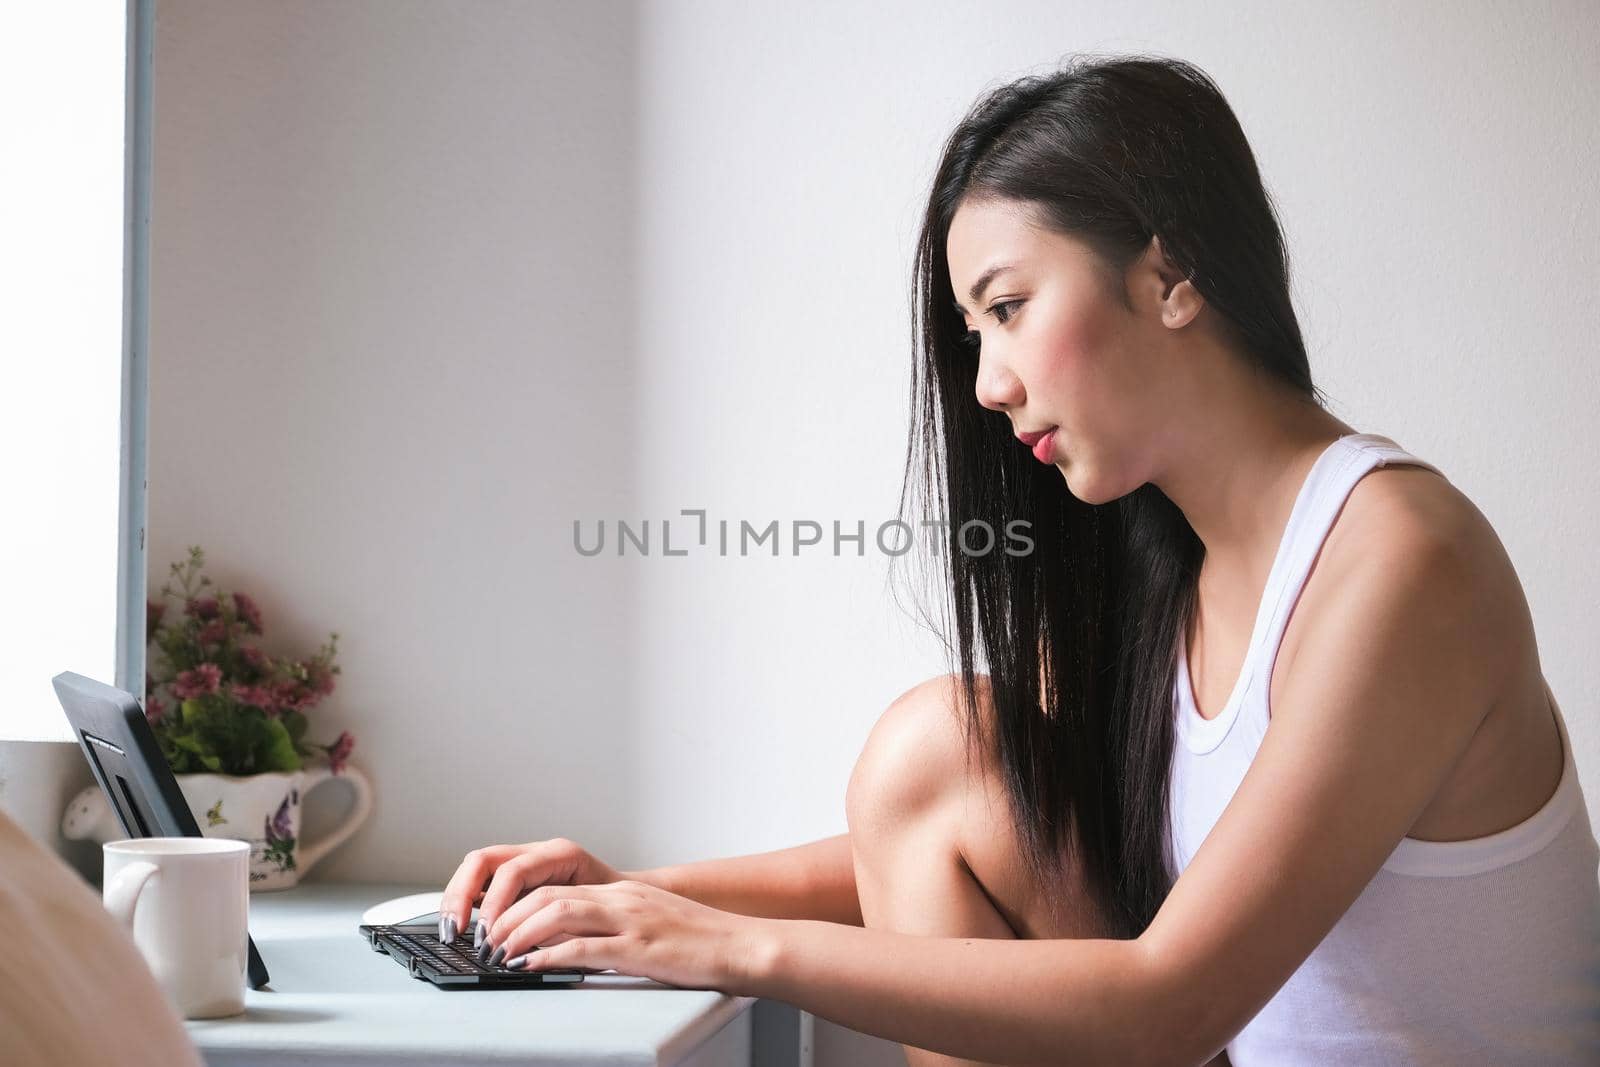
left=359, top=923, right=587, bottom=988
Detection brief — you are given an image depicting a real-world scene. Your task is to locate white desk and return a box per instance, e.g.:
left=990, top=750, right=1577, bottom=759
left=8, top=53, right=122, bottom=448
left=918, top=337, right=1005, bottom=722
left=185, top=881, right=756, bottom=1067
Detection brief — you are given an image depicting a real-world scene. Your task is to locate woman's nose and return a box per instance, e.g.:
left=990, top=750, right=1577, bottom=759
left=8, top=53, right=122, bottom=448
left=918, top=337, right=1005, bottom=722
left=974, top=355, right=1024, bottom=413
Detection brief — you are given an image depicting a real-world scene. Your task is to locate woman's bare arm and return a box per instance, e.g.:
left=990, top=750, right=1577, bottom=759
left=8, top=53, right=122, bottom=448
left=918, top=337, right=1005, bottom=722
left=626, top=833, right=862, bottom=926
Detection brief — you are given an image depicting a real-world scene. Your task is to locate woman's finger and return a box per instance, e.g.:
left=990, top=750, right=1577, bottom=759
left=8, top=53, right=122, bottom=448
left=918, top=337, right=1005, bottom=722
left=485, top=880, right=554, bottom=946
left=474, top=840, right=588, bottom=955
left=491, top=896, right=613, bottom=966
left=438, top=845, right=519, bottom=944
left=506, top=934, right=623, bottom=975
left=487, top=881, right=610, bottom=951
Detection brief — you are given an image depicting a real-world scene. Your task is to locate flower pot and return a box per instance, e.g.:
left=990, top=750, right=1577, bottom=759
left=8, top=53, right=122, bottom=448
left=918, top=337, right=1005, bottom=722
left=173, top=765, right=372, bottom=890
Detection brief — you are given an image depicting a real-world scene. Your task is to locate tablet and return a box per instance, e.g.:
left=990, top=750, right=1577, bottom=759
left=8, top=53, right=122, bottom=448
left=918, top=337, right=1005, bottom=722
left=51, top=670, right=272, bottom=990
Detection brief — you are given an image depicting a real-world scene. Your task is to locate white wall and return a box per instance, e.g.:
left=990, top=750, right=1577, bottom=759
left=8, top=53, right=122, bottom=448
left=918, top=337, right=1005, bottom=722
left=149, top=2, right=1599, bottom=1062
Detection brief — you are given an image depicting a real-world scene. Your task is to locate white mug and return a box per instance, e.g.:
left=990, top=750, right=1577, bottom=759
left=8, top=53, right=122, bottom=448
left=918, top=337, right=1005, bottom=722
left=103, top=836, right=251, bottom=1019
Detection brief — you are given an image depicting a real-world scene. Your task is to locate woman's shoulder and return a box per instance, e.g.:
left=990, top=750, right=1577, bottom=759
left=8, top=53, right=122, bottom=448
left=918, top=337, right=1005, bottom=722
left=1268, top=456, right=1534, bottom=813
left=1311, top=452, right=1535, bottom=693
left=1330, top=452, right=1508, bottom=590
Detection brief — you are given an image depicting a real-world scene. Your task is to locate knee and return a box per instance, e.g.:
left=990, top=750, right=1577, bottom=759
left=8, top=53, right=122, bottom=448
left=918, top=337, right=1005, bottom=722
left=845, top=673, right=989, bottom=841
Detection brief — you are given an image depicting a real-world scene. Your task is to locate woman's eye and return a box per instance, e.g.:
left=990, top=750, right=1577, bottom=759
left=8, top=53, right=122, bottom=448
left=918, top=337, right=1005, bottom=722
left=990, top=299, right=1023, bottom=324
left=960, top=300, right=1023, bottom=350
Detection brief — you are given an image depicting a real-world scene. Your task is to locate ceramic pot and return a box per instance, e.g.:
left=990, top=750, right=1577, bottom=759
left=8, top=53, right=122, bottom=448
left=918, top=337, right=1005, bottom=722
left=173, top=765, right=372, bottom=890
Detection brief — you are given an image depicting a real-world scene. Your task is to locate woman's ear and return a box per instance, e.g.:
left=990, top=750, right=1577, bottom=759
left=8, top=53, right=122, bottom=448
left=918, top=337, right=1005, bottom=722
left=1145, top=234, right=1204, bottom=329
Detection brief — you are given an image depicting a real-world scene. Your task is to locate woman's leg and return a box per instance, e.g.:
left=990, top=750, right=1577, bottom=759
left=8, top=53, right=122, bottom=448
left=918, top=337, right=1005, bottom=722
left=847, top=675, right=1233, bottom=1067
left=845, top=674, right=1115, bottom=1067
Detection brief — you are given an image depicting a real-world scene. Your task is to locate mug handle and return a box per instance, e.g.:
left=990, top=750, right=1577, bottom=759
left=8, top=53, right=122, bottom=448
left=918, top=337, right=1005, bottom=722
left=105, top=860, right=160, bottom=928
left=296, top=763, right=373, bottom=875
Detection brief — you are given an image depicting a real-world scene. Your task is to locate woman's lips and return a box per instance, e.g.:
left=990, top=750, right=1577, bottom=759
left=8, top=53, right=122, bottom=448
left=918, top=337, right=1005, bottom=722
left=1031, top=429, right=1057, bottom=463
left=1015, top=427, right=1058, bottom=463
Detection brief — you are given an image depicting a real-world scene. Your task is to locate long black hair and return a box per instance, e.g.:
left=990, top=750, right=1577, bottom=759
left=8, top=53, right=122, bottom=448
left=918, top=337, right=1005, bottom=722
left=896, top=54, right=1333, bottom=938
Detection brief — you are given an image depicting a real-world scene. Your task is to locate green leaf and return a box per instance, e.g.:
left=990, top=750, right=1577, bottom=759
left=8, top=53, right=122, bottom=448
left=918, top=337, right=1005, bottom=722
left=258, top=717, right=302, bottom=773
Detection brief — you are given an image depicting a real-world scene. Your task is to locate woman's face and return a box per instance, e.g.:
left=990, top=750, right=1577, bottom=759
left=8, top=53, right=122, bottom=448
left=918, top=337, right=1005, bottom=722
left=945, top=196, right=1189, bottom=504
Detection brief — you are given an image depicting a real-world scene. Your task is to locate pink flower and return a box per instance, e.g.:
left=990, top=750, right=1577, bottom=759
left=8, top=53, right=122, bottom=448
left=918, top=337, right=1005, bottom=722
left=269, top=677, right=312, bottom=712
left=198, top=618, right=229, bottom=645
left=172, top=662, right=223, bottom=699
left=145, top=696, right=167, bottom=725
left=229, top=682, right=276, bottom=710
left=309, top=663, right=337, bottom=698
left=231, top=592, right=263, bottom=635
left=185, top=596, right=220, bottom=621
left=326, top=730, right=355, bottom=775
left=239, top=645, right=269, bottom=670
left=147, top=600, right=166, bottom=635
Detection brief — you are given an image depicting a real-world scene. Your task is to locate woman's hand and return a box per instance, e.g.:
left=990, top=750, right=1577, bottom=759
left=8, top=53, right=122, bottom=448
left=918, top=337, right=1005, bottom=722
left=483, top=878, right=772, bottom=992
left=438, top=837, right=626, bottom=952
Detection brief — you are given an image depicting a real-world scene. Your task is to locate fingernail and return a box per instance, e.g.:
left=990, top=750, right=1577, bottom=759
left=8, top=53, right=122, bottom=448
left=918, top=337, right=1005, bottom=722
left=504, top=953, right=528, bottom=970
left=489, top=945, right=507, bottom=968
left=438, top=916, right=448, bottom=943
left=441, top=915, right=458, bottom=944
left=474, top=919, right=487, bottom=952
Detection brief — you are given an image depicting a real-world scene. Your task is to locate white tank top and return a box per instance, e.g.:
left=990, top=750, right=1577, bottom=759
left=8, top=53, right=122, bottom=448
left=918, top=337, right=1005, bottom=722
left=1167, top=432, right=1600, bottom=1065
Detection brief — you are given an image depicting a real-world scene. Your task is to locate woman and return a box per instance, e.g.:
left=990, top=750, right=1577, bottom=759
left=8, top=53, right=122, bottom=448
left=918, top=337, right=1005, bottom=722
left=440, top=55, right=1599, bottom=1065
